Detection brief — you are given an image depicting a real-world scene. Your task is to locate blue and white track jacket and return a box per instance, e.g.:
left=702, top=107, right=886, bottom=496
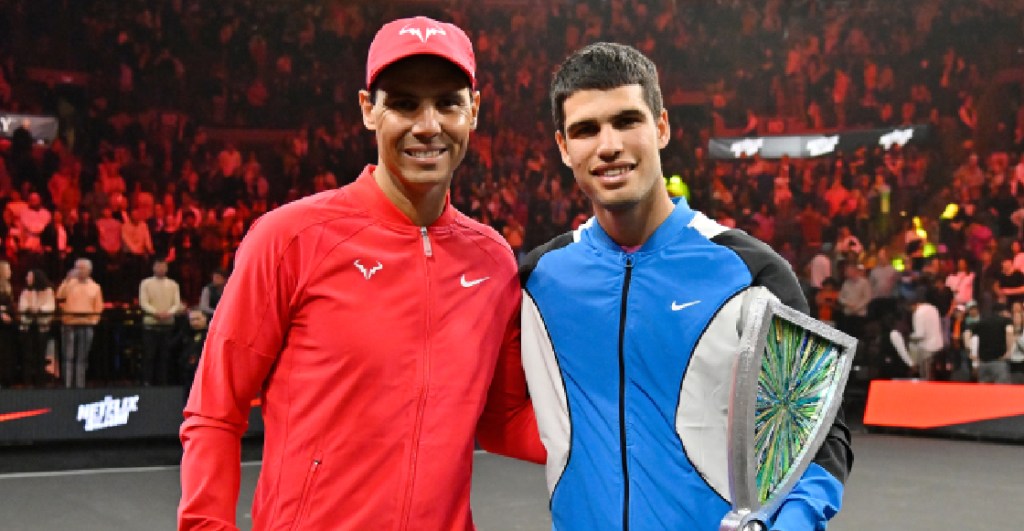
left=519, top=199, right=852, bottom=530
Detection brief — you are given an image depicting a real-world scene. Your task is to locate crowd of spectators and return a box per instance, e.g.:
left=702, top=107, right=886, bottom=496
left=0, top=0, right=1023, bottom=388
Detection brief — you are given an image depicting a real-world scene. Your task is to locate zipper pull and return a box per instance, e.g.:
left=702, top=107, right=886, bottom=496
left=420, top=227, right=433, bottom=257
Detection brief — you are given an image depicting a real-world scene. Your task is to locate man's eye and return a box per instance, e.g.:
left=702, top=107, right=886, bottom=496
left=614, top=116, right=642, bottom=128
left=570, top=125, right=598, bottom=138
left=389, top=100, right=417, bottom=111
left=438, top=98, right=464, bottom=110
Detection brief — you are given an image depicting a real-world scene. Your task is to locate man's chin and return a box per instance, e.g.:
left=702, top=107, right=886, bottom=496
left=399, top=167, right=454, bottom=188
left=594, top=195, right=642, bottom=213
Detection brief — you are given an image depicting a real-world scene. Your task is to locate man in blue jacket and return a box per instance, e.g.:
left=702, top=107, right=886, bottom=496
left=519, top=42, right=853, bottom=530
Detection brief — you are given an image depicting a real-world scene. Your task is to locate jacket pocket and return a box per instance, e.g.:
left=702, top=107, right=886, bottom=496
left=289, top=455, right=323, bottom=531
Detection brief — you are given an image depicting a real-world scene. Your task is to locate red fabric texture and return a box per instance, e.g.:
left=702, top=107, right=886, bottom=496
left=179, top=166, right=543, bottom=530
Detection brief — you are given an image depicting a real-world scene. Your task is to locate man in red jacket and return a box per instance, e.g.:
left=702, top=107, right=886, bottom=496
left=178, top=16, right=544, bottom=530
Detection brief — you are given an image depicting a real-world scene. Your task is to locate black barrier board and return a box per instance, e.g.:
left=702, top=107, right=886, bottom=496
left=0, top=387, right=264, bottom=443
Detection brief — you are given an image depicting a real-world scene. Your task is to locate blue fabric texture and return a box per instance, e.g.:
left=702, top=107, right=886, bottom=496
left=525, top=200, right=844, bottom=530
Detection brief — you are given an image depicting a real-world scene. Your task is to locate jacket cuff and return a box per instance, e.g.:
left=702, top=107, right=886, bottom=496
left=768, top=463, right=843, bottom=531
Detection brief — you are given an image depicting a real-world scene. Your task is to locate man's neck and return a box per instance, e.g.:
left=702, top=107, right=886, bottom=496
left=373, top=166, right=449, bottom=226
left=595, top=191, right=675, bottom=249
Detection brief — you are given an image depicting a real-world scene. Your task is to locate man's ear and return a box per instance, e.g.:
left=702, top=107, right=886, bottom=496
left=471, top=90, right=481, bottom=130
left=656, top=108, right=671, bottom=149
left=359, top=89, right=376, bottom=131
left=555, top=130, right=572, bottom=167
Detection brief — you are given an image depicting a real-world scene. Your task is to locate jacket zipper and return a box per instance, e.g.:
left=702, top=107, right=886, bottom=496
left=400, top=227, right=434, bottom=529
left=420, top=226, right=433, bottom=257
left=619, top=257, right=633, bottom=531
left=289, top=457, right=322, bottom=531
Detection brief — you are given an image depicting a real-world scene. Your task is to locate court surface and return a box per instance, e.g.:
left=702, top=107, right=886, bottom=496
left=0, top=432, right=1021, bottom=530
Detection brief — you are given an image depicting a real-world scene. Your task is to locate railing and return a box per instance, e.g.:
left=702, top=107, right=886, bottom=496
left=3, top=304, right=191, bottom=389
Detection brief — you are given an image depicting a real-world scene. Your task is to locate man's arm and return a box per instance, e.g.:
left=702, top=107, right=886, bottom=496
left=169, top=282, right=184, bottom=315
left=55, top=280, right=69, bottom=320
left=179, top=335, right=277, bottom=530
left=55, top=279, right=69, bottom=302
left=91, top=284, right=104, bottom=326
left=475, top=298, right=546, bottom=464
left=890, top=330, right=914, bottom=367
left=178, top=214, right=296, bottom=530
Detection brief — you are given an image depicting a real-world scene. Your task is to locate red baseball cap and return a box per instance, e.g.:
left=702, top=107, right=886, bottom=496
left=366, top=16, right=476, bottom=89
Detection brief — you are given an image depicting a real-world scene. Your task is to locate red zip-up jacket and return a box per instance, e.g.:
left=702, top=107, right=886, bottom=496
left=179, top=166, right=544, bottom=530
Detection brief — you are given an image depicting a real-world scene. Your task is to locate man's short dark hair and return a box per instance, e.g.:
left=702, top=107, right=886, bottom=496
left=550, top=42, right=664, bottom=133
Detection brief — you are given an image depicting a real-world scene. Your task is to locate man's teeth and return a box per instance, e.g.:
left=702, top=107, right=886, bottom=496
left=409, top=149, right=443, bottom=158
left=598, top=166, right=631, bottom=177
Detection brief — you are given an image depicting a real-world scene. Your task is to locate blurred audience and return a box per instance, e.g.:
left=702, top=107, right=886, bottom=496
left=2, top=0, right=1024, bottom=386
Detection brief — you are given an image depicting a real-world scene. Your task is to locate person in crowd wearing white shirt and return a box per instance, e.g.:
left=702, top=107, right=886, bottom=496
left=18, top=269, right=55, bottom=386
left=908, top=290, right=945, bottom=380
left=945, top=257, right=975, bottom=308
left=807, top=245, right=832, bottom=290
left=139, top=259, right=183, bottom=385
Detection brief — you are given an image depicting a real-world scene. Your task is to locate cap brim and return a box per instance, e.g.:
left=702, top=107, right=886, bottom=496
left=368, top=51, right=475, bottom=89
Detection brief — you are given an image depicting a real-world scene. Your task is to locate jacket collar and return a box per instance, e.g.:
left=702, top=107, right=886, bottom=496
left=350, top=165, right=457, bottom=228
left=584, top=197, right=697, bottom=254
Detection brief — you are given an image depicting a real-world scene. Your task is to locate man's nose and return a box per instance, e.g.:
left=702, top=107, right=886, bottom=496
left=597, top=125, right=622, bottom=159
left=412, top=105, right=442, bottom=136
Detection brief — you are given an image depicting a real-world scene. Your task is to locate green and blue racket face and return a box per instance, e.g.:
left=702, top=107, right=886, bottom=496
left=753, top=315, right=842, bottom=504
